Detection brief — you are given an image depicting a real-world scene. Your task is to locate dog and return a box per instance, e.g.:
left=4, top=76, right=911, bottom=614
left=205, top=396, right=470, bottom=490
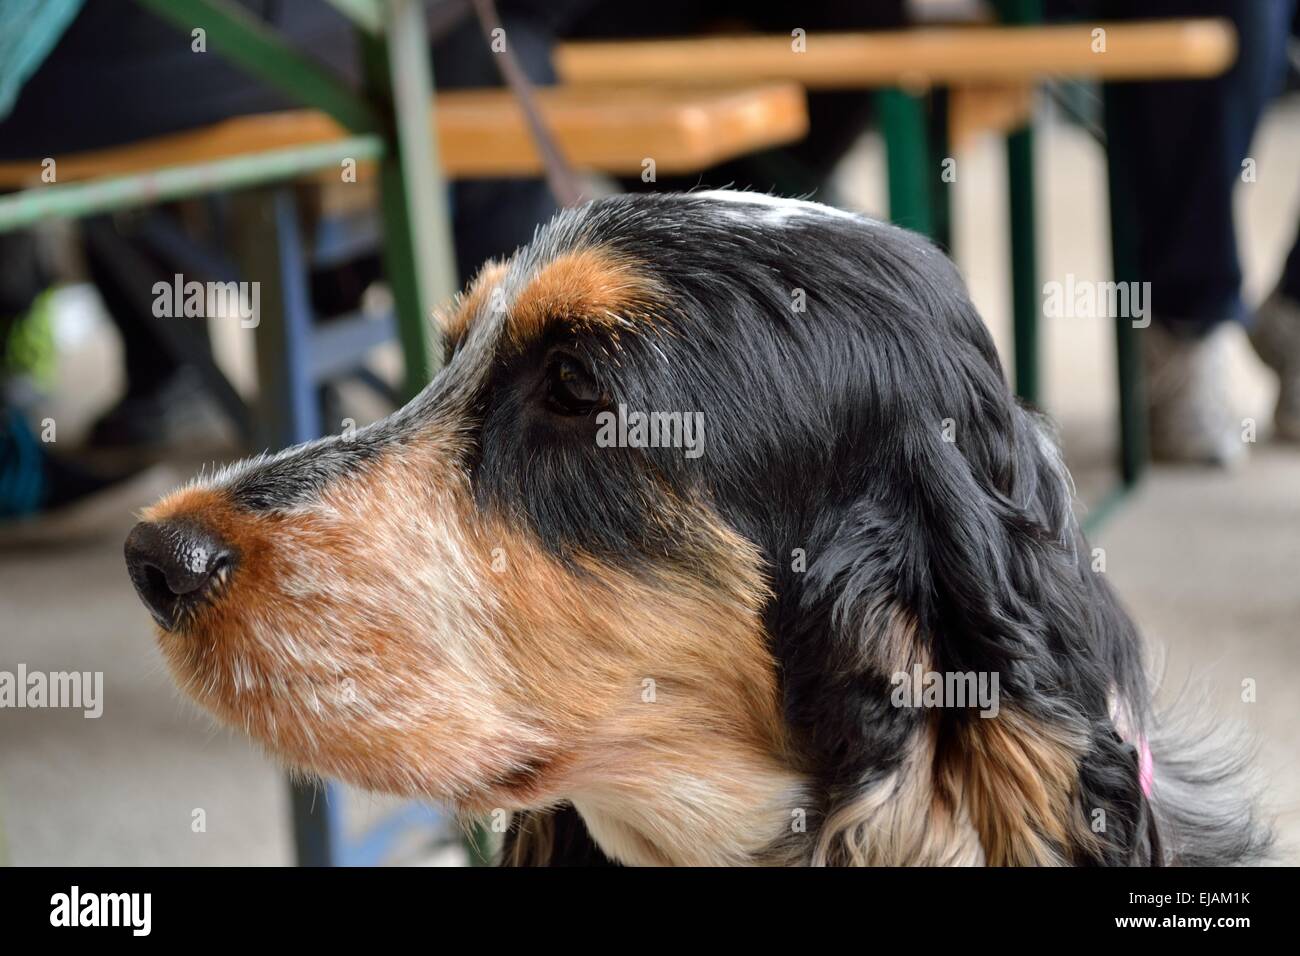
left=124, top=190, right=1268, bottom=866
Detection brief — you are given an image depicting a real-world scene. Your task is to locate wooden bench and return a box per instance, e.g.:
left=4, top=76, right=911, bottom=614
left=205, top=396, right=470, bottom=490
left=0, top=83, right=808, bottom=187
left=555, top=20, right=1235, bottom=89
left=555, top=20, right=1234, bottom=149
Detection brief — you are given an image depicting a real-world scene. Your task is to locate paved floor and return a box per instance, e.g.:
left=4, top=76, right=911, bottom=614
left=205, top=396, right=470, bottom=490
left=1, top=100, right=1297, bottom=865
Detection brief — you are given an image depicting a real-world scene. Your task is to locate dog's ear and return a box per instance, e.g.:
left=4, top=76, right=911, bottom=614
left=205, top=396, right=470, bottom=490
left=499, top=806, right=620, bottom=867
left=782, top=260, right=1155, bottom=863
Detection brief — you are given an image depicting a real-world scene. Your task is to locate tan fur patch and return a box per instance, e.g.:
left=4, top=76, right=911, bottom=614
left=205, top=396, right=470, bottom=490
left=438, top=249, right=665, bottom=356
left=812, top=704, right=1096, bottom=867
left=867, top=601, right=932, bottom=676
left=436, top=260, right=508, bottom=348
left=939, top=710, right=1094, bottom=865
left=504, top=247, right=664, bottom=350
left=813, top=721, right=984, bottom=866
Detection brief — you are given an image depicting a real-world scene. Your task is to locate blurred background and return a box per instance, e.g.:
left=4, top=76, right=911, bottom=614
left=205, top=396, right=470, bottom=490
left=0, top=0, right=1297, bottom=865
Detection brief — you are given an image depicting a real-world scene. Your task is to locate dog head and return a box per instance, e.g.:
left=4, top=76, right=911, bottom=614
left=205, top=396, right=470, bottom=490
left=126, top=191, right=1161, bottom=865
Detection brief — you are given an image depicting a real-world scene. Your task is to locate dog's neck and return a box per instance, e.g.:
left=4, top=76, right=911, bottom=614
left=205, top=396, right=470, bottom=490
left=570, top=768, right=809, bottom=866
left=564, top=715, right=810, bottom=866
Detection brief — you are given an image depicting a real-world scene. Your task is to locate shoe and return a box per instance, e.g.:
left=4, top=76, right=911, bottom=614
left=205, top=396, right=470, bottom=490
left=0, top=408, right=175, bottom=546
left=1142, top=322, right=1247, bottom=467
left=1249, top=290, right=1300, bottom=443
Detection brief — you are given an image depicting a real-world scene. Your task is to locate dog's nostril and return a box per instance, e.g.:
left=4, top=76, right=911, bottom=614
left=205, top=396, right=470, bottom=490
left=124, top=519, right=236, bottom=630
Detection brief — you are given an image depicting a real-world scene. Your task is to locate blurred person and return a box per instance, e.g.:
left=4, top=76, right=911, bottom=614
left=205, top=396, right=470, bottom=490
left=1252, top=194, right=1300, bottom=445
left=1094, top=0, right=1300, bottom=464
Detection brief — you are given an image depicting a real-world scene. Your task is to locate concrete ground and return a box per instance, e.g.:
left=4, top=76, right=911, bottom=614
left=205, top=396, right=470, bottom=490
left=1, top=98, right=1297, bottom=866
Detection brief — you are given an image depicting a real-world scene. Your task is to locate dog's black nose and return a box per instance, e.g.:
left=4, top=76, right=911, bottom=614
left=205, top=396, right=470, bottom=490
left=124, top=520, right=235, bottom=630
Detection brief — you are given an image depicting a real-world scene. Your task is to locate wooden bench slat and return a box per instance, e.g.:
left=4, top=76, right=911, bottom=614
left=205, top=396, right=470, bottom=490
left=438, top=84, right=807, bottom=177
left=555, top=19, right=1236, bottom=90
left=0, top=84, right=808, bottom=188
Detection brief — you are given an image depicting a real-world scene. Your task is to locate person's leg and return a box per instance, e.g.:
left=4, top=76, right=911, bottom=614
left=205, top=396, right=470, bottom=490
left=1251, top=207, right=1300, bottom=441
left=1281, top=224, right=1300, bottom=304
left=1104, top=0, right=1293, bottom=335
left=79, top=214, right=229, bottom=451
left=81, top=218, right=192, bottom=401
left=1101, top=0, right=1295, bottom=463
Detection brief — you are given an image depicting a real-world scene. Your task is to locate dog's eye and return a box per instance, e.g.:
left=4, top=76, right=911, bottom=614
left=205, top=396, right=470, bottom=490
left=545, top=353, right=606, bottom=415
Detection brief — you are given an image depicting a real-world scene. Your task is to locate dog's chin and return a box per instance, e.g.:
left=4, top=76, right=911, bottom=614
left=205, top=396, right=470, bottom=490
left=156, top=612, right=557, bottom=811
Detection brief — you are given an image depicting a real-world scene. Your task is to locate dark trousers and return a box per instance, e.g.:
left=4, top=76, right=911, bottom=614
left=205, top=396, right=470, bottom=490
left=1099, top=0, right=1298, bottom=332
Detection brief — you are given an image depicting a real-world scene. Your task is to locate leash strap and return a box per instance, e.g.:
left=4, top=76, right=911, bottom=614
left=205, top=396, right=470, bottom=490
left=470, top=0, right=584, bottom=208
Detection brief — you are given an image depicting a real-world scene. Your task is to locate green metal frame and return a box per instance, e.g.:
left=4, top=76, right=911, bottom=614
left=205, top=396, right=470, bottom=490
left=927, top=88, right=954, bottom=254
left=997, top=0, right=1043, bottom=408
left=1103, top=86, right=1149, bottom=488
left=360, top=0, right=458, bottom=399
left=0, top=138, right=382, bottom=233
left=876, top=88, right=933, bottom=237
left=1005, top=124, right=1039, bottom=404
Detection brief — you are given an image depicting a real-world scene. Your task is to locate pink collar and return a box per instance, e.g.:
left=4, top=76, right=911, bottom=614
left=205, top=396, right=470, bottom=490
left=1109, top=694, right=1154, bottom=798
left=1137, top=735, right=1154, bottom=798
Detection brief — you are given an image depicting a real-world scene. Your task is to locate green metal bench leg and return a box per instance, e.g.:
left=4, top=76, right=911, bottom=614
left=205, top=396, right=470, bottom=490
left=878, top=88, right=934, bottom=238
left=928, top=88, right=954, bottom=253
left=361, top=0, right=459, bottom=401
left=1113, top=296, right=1148, bottom=487
left=1104, top=88, right=1150, bottom=489
left=995, top=0, right=1043, bottom=406
left=288, top=779, right=341, bottom=867
left=1006, top=123, right=1039, bottom=405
